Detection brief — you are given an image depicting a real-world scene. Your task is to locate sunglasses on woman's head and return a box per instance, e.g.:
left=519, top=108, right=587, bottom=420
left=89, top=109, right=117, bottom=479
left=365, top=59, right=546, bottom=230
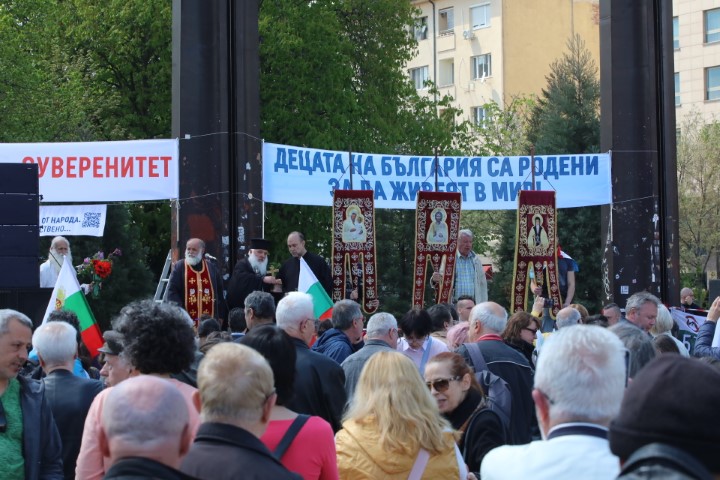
left=425, top=376, right=461, bottom=393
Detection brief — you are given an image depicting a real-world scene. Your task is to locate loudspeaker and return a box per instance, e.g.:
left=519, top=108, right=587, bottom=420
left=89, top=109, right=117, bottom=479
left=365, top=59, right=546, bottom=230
left=708, top=280, right=720, bottom=304
left=0, top=257, right=39, bottom=288
left=0, top=288, right=53, bottom=327
left=0, top=164, right=38, bottom=195
left=0, top=226, right=39, bottom=256
left=0, top=194, right=38, bottom=225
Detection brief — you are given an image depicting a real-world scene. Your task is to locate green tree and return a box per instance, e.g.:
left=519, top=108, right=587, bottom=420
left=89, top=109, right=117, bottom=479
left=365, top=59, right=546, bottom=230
left=677, top=112, right=720, bottom=294
left=491, top=34, right=603, bottom=312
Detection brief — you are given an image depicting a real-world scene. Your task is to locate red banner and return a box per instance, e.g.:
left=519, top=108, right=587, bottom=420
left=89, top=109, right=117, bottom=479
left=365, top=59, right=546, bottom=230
left=512, top=190, right=560, bottom=316
left=331, top=190, right=379, bottom=314
left=413, top=191, right=462, bottom=309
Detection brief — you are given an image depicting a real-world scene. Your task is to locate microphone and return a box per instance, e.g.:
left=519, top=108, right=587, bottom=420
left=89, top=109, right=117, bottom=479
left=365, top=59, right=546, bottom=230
left=204, top=253, right=217, bottom=261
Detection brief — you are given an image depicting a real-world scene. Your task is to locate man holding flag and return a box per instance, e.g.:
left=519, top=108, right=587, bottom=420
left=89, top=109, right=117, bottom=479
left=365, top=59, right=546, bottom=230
left=279, top=232, right=333, bottom=298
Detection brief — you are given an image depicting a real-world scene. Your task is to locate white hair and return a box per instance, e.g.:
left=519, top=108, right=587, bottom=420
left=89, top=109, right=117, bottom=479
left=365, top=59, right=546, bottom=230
left=276, top=292, right=314, bottom=330
left=535, top=325, right=626, bottom=423
left=32, top=321, right=77, bottom=367
left=556, top=307, right=582, bottom=329
left=650, top=304, right=673, bottom=336
left=366, top=312, right=398, bottom=338
left=469, top=302, right=507, bottom=334
left=50, top=236, right=70, bottom=249
left=458, top=229, right=473, bottom=239
left=102, top=376, right=189, bottom=447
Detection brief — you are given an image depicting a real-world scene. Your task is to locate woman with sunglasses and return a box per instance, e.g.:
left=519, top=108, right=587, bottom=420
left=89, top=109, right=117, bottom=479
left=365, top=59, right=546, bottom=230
left=336, top=351, right=468, bottom=479
left=424, top=352, right=506, bottom=477
left=501, top=311, right=540, bottom=368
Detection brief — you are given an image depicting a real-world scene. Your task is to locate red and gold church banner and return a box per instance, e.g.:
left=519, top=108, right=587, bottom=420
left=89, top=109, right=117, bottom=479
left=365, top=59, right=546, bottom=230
left=331, top=190, right=379, bottom=314
left=512, top=190, right=560, bottom=317
left=413, top=191, right=462, bottom=309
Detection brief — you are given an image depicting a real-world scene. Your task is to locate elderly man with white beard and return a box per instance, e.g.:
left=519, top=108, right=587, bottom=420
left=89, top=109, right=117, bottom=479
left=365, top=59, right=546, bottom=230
left=40, top=236, right=92, bottom=293
left=167, top=238, right=227, bottom=325
left=226, top=238, right=281, bottom=311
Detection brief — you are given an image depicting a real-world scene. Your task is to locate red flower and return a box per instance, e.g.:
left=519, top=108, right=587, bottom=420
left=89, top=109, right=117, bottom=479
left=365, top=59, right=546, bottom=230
left=92, top=259, right=113, bottom=279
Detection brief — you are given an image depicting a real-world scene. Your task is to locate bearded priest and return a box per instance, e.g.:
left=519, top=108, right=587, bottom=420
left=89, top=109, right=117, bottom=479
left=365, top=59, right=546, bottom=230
left=39, top=236, right=91, bottom=294
left=167, top=238, right=227, bottom=325
left=226, top=238, right=280, bottom=311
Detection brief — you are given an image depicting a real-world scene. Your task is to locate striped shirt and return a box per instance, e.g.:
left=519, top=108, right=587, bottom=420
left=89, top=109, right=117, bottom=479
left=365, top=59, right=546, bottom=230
left=454, top=251, right=476, bottom=300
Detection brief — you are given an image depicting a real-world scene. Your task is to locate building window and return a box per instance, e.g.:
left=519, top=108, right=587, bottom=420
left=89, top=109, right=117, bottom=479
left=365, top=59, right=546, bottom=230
left=472, top=107, right=487, bottom=126
left=414, top=16, right=428, bottom=41
left=439, top=7, right=454, bottom=35
left=673, top=16, right=679, bottom=49
left=706, top=9, right=720, bottom=44
left=470, top=4, right=490, bottom=30
left=410, top=66, right=429, bottom=90
left=675, top=73, right=680, bottom=106
left=439, top=58, right=454, bottom=86
left=707, top=66, right=720, bottom=101
left=471, top=54, right=492, bottom=79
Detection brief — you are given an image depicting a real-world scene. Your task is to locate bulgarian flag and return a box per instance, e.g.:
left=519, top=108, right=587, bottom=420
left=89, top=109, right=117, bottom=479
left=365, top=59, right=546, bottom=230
left=42, top=257, right=104, bottom=357
left=299, top=257, right=333, bottom=320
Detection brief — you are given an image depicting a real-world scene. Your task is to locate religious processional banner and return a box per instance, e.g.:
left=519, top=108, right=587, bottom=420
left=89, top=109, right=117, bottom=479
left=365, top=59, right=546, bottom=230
left=262, top=142, right=611, bottom=210
left=0, top=139, right=179, bottom=202
left=511, top=191, right=560, bottom=317
left=331, top=190, right=379, bottom=314
left=39, top=205, right=107, bottom=237
left=412, top=191, right=462, bottom=309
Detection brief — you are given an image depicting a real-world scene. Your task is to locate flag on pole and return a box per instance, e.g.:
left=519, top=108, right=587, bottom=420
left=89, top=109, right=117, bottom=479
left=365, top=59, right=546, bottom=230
left=299, top=257, right=333, bottom=320
left=42, top=258, right=104, bottom=357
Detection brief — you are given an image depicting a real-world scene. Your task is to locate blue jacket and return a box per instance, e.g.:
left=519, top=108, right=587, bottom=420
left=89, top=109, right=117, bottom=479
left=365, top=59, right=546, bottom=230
left=18, top=375, right=64, bottom=480
left=693, top=321, right=720, bottom=359
left=311, top=328, right=355, bottom=364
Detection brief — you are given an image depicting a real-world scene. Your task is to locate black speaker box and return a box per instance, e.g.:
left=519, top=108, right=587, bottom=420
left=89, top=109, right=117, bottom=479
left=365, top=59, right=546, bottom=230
left=0, top=226, right=39, bottom=256
left=0, top=164, right=39, bottom=195
left=0, top=257, right=39, bottom=288
left=0, top=194, right=39, bottom=225
left=0, top=288, right=53, bottom=327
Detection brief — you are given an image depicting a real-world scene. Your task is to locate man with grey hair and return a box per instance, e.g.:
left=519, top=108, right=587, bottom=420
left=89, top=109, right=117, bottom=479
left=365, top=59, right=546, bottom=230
left=39, top=236, right=90, bottom=293
left=101, top=376, right=194, bottom=479
left=276, top=292, right=346, bottom=432
left=457, top=302, right=536, bottom=445
left=481, top=325, right=627, bottom=479
left=180, top=343, right=301, bottom=479
left=555, top=306, right=582, bottom=329
left=610, top=323, right=657, bottom=379
left=312, top=299, right=365, bottom=364
left=0, top=309, right=63, bottom=479
left=34, top=321, right=104, bottom=479
left=243, top=291, right=276, bottom=330
left=624, top=292, right=660, bottom=332
left=341, top=312, right=398, bottom=401
left=433, top=229, right=488, bottom=303
left=601, top=303, right=622, bottom=326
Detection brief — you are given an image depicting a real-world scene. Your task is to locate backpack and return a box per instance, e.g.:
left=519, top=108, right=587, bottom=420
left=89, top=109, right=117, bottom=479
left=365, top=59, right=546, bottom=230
left=462, top=342, right=513, bottom=437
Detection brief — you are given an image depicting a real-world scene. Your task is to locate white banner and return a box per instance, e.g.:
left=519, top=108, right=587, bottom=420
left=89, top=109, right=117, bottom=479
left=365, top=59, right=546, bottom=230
left=0, top=139, right=179, bottom=202
left=39, top=204, right=107, bottom=237
left=670, top=307, right=707, bottom=353
left=262, top=142, right=612, bottom=210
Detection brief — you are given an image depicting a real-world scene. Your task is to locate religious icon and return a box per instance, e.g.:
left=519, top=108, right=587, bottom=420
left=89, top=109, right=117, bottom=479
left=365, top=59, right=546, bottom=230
left=527, top=213, right=549, bottom=248
left=426, top=208, right=449, bottom=245
left=341, top=205, right=366, bottom=243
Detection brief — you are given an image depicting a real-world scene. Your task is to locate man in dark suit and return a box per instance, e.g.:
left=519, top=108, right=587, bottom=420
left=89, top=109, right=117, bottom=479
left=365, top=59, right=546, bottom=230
left=167, top=237, right=227, bottom=325
left=33, top=321, right=104, bottom=480
left=278, top=231, right=333, bottom=296
left=276, top=292, right=347, bottom=432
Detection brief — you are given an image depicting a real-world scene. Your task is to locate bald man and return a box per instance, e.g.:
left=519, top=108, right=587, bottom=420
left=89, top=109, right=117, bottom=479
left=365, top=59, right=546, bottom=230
left=278, top=232, right=332, bottom=296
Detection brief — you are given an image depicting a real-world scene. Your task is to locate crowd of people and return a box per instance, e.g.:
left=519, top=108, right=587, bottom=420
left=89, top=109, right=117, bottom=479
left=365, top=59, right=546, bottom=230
left=6, top=233, right=719, bottom=479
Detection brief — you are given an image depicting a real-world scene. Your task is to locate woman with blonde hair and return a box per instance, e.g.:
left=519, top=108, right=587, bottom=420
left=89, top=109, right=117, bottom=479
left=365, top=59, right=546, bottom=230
left=336, top=351, right=468, bottom=479
left=650, top=304, right=689, bottom=356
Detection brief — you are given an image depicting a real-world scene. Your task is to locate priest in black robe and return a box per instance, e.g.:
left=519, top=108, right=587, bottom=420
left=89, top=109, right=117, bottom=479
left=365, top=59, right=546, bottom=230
left=226, top=238, right=279, bottom=310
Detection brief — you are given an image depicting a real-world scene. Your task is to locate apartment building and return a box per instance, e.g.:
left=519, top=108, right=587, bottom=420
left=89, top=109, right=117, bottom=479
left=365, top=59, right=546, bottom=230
left=674, top=1, right=720, bottom=123
left=407, top=0, right=601, bottom=126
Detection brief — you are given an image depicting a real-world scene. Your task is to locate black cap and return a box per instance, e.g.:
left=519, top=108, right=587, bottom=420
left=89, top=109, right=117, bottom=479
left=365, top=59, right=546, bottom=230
left=97, top=330, right=124, bottom=355
left=250, top=238, right=271, bottom=251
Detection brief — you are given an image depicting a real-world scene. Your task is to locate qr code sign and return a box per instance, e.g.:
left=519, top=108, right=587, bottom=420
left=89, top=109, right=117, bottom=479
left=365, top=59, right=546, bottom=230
left=82, top=212, right=101, bottom=229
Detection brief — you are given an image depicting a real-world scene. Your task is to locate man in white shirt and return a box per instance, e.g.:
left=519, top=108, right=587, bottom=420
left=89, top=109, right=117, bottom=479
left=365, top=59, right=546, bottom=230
left=39, top=236, right=72, bottom=287
left=481, top=325, right=626, bottom=480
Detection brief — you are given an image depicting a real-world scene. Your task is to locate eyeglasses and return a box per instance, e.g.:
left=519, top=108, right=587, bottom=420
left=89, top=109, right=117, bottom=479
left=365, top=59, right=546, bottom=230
left=523, top=327, right=538, bottom=334
left=425, top=376, right=462, bottom=393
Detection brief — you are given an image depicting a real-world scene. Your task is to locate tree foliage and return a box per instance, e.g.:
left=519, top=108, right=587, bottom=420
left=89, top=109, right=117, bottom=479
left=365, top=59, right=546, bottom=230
left=677, top=112, right=720, bottom=290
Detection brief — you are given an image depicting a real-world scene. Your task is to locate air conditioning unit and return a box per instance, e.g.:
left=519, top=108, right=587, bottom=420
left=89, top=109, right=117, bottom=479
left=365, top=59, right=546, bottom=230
left=462, top=30, right=475, bottom=40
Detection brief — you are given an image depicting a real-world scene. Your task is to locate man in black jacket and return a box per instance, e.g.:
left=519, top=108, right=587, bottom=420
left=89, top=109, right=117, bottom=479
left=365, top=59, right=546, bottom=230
left=34, top=321, right=104, bottom=480
left=276, top=292, right=347, bottom=432
left=226, top=238, right=280, bottom=310
left=278, top=232, right=333, bottom=296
